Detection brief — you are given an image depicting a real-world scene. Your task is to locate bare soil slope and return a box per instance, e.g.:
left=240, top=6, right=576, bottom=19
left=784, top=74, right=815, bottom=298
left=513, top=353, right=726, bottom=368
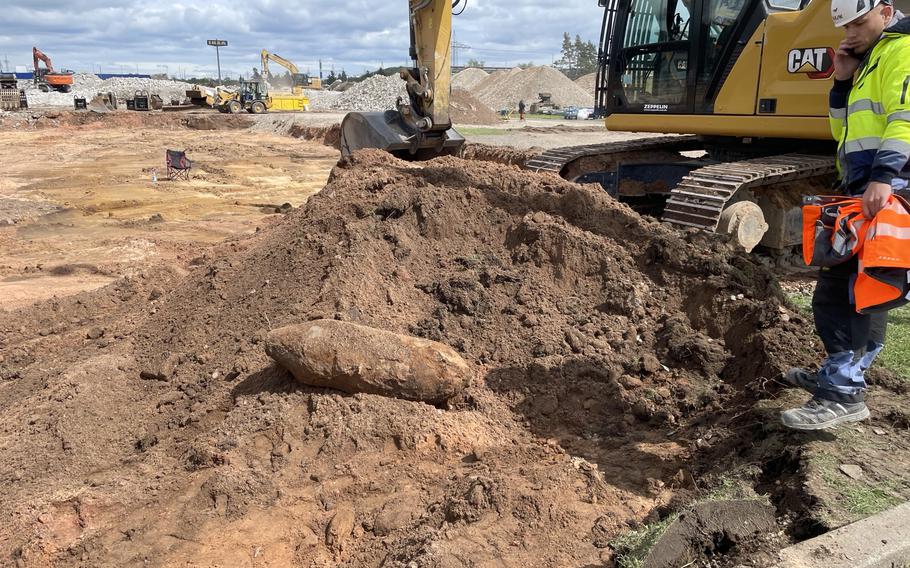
left=1, top=149, right=905, bottom=567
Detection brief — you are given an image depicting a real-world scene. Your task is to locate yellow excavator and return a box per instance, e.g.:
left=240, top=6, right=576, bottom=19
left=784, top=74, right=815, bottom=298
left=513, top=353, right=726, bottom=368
left=261, top=50, right=322, bottom=94
left=341, top=0, right=908, bottom=252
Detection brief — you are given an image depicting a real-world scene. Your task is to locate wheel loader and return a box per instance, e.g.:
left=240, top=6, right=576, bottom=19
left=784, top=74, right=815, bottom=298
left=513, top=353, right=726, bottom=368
left=341, top=0, right=909, bottom=253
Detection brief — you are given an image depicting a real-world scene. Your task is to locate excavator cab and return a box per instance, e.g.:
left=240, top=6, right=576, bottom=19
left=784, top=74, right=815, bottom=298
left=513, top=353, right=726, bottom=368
left=340, top=0, right=465, bottom=160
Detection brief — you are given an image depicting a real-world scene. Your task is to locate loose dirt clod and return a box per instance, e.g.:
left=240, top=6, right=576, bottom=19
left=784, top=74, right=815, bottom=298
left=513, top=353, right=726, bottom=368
left=266, top=319, right=472, bottom=403
left=642, top=500, right=780, bottom=568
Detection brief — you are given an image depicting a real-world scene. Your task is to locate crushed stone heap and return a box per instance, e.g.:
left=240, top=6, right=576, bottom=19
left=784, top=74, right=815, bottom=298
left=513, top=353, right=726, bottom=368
left=452, top=67, right=490, bottom=91
left=475, top=65, right=595, bottom=111
left=0, top=149, right=815, bottom=566
left=22, top=73, right=199, bottom=107
left=328, top=74, right=408, bottom=111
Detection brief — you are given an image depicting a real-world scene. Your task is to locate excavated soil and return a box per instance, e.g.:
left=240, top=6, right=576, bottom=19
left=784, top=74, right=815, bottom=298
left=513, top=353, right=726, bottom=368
left=0, top=149, right=876, bottom=566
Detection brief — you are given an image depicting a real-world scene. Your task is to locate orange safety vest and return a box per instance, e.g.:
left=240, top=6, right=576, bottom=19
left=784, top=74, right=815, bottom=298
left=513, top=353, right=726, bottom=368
left=803, top=194, right=910, bottom=313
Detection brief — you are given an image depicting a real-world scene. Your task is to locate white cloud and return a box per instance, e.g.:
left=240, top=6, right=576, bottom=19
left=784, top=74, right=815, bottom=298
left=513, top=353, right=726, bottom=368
left=0, top=1, right=603, bottom=78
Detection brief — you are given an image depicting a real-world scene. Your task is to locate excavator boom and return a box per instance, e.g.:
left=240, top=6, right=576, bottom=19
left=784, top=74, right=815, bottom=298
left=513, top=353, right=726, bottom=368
left=32, top=46, right=73, bottom=93
left=339, top=0, right=464, bottom=159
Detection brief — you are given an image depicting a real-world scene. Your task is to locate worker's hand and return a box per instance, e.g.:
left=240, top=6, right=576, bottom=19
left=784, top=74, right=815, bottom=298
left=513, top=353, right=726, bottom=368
left=834, top=39, right=862, bottom=81
left=862, top=181, right=892, bottom=218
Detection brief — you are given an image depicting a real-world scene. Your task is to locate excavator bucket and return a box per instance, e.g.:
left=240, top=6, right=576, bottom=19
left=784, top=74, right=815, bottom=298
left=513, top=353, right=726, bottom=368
left=340, top=110, right=464, bottom=160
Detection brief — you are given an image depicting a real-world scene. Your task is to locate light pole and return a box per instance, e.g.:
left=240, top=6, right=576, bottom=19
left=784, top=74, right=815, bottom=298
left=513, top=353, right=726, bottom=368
left=207, top=39, right=228, bottom=83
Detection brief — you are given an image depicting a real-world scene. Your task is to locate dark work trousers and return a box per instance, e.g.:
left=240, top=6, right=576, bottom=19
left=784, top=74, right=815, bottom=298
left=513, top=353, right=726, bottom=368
left=812, top=256, right=888, bottom=403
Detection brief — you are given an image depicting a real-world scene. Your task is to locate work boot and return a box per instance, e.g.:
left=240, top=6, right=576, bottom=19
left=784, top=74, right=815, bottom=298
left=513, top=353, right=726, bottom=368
left=783, top=368, right=818, bottom=394
left=780, top=398, right=870, bottom=431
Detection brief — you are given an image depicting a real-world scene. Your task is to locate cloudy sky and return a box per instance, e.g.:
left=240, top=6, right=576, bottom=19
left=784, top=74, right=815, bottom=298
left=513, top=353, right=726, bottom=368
left=1, top=1, right=604, bottom=78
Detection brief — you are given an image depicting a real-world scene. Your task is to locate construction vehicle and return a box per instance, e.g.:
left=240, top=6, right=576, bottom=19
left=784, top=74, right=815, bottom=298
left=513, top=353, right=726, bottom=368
left=32, top=47, right=74, bottom=93
left=530, top=92, right=560, bottom=115
left=542, top=0, right=909, bottom=251
left=0, top=73, right=27, bottom=111
left=215, top=80, right=279, bottom=114
left=340, top=1, right=465, bottom=160
left=261, top=50, right=322, bottom=93
left=344, top=0, right=907, bottom=253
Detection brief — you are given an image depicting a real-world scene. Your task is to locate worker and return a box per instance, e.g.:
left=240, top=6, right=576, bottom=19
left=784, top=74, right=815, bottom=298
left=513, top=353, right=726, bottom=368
left=780, top=0, right=909, bottom=430
left=518, top=99, right=526, bottom=121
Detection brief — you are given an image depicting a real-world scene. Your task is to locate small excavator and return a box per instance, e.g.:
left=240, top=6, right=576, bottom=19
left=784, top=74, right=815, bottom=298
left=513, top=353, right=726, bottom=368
left=260, top=50, right=322, bottom=94
left=32, top=47, right=74, bottom=93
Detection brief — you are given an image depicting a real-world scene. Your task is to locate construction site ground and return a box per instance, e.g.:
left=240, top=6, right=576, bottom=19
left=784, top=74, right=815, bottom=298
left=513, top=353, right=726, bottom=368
left=1, top=110, right=909, bottom=568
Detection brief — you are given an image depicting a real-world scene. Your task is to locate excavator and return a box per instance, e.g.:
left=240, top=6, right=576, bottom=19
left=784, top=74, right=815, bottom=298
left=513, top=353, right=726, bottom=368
left=260, top=50, right=322, bottom=94
left=32, top=47, right=74, bottom=93
left=340, top=0, right=909, bottom=253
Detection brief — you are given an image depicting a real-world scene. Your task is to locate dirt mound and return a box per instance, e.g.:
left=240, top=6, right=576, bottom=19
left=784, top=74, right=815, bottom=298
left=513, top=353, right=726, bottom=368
left=575, top=72, right=598, bottom=96
left=450, top=88, right=500, bottom=125
left=0, top=110, right=252, bottom=131
left=452, top=67, right=490, bottom=91
left=475, top=66, right=595, bottom=111
left=0, top=150, right=820, bottom=565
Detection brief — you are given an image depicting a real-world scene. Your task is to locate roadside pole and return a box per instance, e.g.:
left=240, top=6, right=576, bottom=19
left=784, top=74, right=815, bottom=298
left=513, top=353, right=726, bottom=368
left=207, top=39, right=228, bottom=83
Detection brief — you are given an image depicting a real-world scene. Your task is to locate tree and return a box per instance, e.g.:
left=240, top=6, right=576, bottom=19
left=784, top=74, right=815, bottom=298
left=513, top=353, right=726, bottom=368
left=340, top=69, right=348, bottom=81
left=556, top=32, right=598, bottom=79
left=251, top=67, right=262, bottom=81
left=326, top=70, right=337, bottom=84
left=574, top=36, right=598, bottom=77
left=466, top=58, right=485, bottom=68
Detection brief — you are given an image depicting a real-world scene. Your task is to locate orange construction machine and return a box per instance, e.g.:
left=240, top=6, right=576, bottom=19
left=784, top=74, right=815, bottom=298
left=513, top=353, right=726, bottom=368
left=33, top=47, right=74, bottom=93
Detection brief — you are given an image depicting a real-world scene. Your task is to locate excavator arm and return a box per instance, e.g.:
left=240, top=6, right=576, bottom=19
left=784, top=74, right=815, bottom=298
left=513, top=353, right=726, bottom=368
left=340, top=0, right=465, bottom=159
left=33, top=47, right=54, bottom=73
left=261, top=50, right=300, bottom=78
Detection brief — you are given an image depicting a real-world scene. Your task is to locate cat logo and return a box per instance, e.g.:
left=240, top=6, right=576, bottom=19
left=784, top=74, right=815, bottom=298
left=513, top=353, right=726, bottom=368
left=787, top=47, right=836, bottom=79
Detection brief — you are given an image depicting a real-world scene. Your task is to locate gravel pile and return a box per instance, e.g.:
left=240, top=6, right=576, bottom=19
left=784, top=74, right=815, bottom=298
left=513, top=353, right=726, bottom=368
left=21, top=74, right=198, bottom=107
left=574, top=72, right=598, bottom=96
left=301, top=88, right=343, bottom=111
left=474, top=66, right=595, bottom=111
left=452, top=67, right=489, bottom=90
left=328, top=74, right=408, bottom=111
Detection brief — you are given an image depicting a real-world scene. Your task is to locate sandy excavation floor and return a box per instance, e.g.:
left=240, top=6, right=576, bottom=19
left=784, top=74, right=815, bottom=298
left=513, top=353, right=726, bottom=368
left=1, top=110, right=909, bottom=568
left=0, top=112, right=339, bottom=310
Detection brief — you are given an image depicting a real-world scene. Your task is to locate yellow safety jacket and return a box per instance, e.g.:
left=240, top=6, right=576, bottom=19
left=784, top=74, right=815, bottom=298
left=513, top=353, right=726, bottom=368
left=830, top=15, right=910, bottom=194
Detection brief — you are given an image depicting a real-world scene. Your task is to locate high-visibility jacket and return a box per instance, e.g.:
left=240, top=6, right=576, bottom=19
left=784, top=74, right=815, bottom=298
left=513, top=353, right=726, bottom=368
left=830, top=14, right=910, bottom=194
left=803, top=194, right=910, bottom=313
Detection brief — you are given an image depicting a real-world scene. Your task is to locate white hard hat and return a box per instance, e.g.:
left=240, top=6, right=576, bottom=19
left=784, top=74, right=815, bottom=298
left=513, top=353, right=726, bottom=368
left=831, top=0, right=891, bottom=27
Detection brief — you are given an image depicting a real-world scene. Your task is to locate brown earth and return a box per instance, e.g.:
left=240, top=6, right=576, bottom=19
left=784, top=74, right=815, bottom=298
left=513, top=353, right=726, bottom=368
left=0, top=111, right=338, bottom=310
left=450, top=89, right=500, bottom=125
left=1, top=113, right=909, bottom=567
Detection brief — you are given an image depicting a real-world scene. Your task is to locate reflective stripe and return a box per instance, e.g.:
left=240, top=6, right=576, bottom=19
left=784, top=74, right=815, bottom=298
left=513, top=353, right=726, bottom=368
left=831, top=107, right=847, bottom=120
left=844, top=137, right=882, bottom=153
left=881, top=138, right=910, bottom=156
left=872, top=222, right=910, bottom=239
left=848, top=99, right=886, bottom=115
left=888, top=111, right=910, bottom=123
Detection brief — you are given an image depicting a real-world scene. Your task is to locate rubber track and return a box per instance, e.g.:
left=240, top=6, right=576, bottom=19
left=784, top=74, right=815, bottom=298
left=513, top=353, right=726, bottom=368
left=661, top=154, right=835, bottom=231
left=525, top=135, right=700, bottom=174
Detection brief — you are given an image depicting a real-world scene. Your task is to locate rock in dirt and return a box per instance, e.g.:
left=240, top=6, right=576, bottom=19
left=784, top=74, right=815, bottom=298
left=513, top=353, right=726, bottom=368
left=139, top=352, right=181, bottom=381
left=326, top=506, right=356, bottom=548
left=839, top=464, right=864, bottom=480
left=266, top=320, right=472, bottom=404
left=642, top=500, right=777, bottom=568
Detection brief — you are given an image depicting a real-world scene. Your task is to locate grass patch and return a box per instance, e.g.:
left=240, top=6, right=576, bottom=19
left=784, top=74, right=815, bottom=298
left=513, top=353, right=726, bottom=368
left=786, top=291, right=812, bottom=315
left=786, top=292, right=910, bottom=380
left=816, top=452, right=904, bottom=518
left=612, top=514, right=678, bottom=568
left=879, top=305, right=910, bottom=379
